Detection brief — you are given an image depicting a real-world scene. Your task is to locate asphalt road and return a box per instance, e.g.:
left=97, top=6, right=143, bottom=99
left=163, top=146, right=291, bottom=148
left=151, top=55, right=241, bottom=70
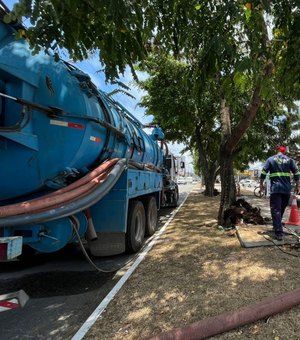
left=0, top=183, right=195, bottom=340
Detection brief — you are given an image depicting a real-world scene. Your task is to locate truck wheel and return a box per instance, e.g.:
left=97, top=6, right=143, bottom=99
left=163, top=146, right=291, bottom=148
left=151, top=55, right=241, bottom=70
left=126, top=200, right=146, bottom=253
left=172, top=187, right=179, bottom=207
left=144, top=196, right=158, bottom=236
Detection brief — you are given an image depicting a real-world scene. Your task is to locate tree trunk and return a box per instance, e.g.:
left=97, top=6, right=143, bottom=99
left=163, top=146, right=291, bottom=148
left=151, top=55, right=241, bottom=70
left=195, top=125, right=219, bottom=196
left=218, top=148, right=236, bottom=225
left=203, top=167, right=217, bottom=196
left=216, top=13, right=274, bottom=224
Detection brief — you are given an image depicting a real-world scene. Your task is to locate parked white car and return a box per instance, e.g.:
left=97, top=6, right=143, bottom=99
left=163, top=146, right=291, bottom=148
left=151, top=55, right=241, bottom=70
left=239, top=179, right=258, bottom=188
left=177, top=178, right=187, bottom=185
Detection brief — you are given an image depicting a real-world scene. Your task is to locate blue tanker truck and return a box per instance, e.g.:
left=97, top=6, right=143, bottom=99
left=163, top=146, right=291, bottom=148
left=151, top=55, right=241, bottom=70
left=0, top=8, right=179, bottom=260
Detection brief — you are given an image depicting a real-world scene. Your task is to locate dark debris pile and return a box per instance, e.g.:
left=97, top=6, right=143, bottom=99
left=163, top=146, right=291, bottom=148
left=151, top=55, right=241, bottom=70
left=223, top=198, right=271, bottom=229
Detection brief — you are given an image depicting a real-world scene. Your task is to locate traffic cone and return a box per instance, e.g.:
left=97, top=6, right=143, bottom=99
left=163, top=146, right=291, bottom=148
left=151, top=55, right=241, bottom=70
left=285, top=195, right=300, bottom=226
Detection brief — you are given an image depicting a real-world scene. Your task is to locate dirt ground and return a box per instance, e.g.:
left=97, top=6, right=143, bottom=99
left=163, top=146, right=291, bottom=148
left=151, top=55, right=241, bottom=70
left=86, top=186, right=300, bottom=340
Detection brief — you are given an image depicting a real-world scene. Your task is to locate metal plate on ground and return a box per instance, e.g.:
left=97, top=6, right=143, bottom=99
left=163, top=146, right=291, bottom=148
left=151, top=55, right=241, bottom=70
left=236, top=224, right=299, bottom=248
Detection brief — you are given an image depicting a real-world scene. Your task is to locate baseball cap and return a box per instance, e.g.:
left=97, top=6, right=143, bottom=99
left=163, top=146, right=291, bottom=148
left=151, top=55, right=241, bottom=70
left=275, top=145, right=286, bottom=154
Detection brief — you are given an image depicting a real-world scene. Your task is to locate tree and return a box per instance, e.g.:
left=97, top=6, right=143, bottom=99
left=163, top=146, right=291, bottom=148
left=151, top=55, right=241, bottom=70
left=137, top=55, right=221, bottom=196
left=3, top=0, right=154, bottom=80
left=136, top=54, right=299, bottom=199
left=177, top=1, right=300, bottom=223
left=4, top=0, right=300, bottom=224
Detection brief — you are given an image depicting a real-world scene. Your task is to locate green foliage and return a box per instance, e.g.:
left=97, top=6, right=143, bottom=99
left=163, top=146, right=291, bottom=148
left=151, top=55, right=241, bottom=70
left=106, top=80, right=136, bottom=99
left=137, top=55, right=195, bottom=143
left=271, top=1, right=300, bottom=100
left=4, top=0, right=300, bottom=98
left=3, top=0, right=300, bottom=190
left=137, top=54, right=221, bottom=176
left=5, top=0, right=153, bottom=80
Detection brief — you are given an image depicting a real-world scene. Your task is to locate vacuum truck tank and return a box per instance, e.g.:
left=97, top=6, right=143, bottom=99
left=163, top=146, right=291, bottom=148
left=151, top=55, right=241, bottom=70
left=0, top=12, right=179, bottom=261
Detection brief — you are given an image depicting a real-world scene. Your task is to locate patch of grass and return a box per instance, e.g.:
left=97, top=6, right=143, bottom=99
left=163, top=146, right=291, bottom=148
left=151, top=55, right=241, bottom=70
left=86, top=190, right=300, bottom=340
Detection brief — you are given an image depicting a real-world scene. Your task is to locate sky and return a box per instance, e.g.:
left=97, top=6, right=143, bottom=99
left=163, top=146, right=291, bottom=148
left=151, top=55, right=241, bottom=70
left=3, top=0, right=194, bottom=172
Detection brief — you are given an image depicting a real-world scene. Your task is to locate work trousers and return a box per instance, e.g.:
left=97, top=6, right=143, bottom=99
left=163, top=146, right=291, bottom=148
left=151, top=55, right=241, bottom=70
left=270, top=193, right=290, bottom=236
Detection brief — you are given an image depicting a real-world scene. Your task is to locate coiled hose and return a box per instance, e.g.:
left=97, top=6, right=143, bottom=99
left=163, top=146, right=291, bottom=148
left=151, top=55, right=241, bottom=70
left=0, top=158, right=161, bottom=227
left=0, top=158, right=127, bottom=226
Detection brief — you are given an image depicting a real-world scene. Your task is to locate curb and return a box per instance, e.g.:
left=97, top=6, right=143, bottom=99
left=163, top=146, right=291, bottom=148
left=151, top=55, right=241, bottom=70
left=71, top=192, right=190, bottom=340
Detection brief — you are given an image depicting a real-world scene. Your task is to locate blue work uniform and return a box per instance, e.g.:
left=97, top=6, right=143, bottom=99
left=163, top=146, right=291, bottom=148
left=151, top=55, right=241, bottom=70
left=260, top=154, right=300, bottom=237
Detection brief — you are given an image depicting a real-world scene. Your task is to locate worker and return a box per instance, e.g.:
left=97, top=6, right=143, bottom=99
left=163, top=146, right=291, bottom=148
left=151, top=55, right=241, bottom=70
left=260, top=145, right=300, bottom=241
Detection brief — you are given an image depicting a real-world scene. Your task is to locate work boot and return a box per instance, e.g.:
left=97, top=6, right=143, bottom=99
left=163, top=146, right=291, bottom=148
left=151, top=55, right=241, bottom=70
left=275, top=235, right=283, bottom=241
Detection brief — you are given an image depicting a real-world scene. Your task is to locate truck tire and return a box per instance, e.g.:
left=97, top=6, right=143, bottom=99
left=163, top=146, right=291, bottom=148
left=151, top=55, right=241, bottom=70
left=144, top=196, right=158, bottom=236
left=172, top=187, right=179, bottom=207
left=126, top=200, right=146, bottom=253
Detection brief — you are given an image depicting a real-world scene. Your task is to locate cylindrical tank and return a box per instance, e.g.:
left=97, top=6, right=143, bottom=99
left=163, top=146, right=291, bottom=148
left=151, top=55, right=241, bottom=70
left=0, top=21, right=164, bottom=201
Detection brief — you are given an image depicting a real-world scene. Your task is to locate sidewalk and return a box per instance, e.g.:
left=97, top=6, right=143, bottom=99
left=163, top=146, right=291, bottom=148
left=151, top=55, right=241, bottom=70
left=83, top=186, right=300, bottom=340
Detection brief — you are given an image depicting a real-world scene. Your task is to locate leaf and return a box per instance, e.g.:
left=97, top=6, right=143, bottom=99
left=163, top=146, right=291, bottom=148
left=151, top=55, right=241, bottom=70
left=244, top=9, right=251, bottom=22
left=233, top=72, right=246, bottom=91
left=107, top=89, right=135, bottom=100
left=244, top=3, right=254, bottom=10
left=3, top=14, right=12, bottom=24
left=110, top=80, right=131, bottom=91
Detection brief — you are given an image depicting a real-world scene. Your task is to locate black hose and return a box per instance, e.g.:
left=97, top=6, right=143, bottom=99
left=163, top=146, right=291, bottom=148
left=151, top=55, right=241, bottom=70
left=69, top=215, right=118, bottom=273
left=0, top=105, right=32, bottom=132
left=0, top=159, right=127, bottom=227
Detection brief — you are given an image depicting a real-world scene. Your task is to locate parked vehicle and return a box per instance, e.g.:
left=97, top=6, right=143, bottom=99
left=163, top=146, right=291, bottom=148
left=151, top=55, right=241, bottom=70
left=239, top=179, right=258, bottom=187
left=177, top=178, right=187, bottom=185
left=0, top=16, right=179, bottom=260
